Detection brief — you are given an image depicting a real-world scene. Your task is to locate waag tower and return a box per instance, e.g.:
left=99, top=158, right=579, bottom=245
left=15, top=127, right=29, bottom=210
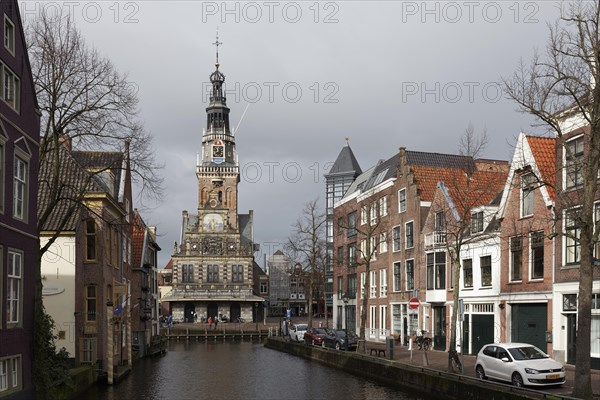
left=163, top=38, right=265, bottom=323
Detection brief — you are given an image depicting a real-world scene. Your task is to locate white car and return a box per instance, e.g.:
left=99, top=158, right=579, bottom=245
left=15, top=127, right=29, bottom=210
left=289, top=324, right=308, bottom=342
left=475, top=343, right=565, bottom=387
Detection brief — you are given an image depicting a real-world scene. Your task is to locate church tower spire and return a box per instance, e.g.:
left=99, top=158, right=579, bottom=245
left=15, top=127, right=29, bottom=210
left=197, top=31, right=240, bottom=229
left=206, top=29, right=230, bottom=134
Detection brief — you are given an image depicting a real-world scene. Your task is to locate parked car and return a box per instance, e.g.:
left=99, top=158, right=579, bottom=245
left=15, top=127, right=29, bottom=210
left=304, top=327, right=328, bottom=346
left=475, top=343, right=565, bottom=387
left=289, top=324, right=308, bottom=342
left=322, top=329, right=358, bottom=351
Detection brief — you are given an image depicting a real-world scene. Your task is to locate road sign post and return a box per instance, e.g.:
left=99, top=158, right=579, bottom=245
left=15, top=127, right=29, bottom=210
left=408, top=297, right=420, bottom=310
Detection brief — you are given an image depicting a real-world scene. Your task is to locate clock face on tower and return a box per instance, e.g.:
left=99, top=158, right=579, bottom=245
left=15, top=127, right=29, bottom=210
left=212, top=139, right=224, bottom=163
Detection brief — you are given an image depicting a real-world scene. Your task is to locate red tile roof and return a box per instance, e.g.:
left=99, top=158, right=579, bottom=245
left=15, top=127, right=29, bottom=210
left=526, top=135, right=557, bottom=200
left=131, top=211, right=146, bottom=268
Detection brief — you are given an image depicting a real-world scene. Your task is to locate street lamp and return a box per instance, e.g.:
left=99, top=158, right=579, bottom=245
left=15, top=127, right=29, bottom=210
left=342, top=294, right=349, bottom=351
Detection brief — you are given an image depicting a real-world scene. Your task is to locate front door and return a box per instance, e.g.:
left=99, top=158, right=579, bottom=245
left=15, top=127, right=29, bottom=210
left=208, top=303, right=218, bottom=321
left=184, top=303, right=196, bottom=323
left=471, top=314, right=494, bottom=354
left=433, top=306, right=446, bottom=350
left=230, top=303, right=241, bottom=322
left=567, top=313, right=576, bottom=364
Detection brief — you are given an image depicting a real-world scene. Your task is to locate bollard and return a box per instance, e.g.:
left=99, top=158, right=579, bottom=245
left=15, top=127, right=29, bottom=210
left=386, top=336, right=394, bottom=360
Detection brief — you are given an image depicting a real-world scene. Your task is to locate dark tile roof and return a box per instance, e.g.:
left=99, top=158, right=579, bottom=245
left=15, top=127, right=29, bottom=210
left=362, top=154, right=399, bottom=191
left=71, top=151, right=124, bottom=196
left=405, top=150, right=475, bottom=170
left=239, top=212, right=253, bottom=247
left=327, top=145, right=362, bottom=176
left=38, top=146, right=104, bottom=231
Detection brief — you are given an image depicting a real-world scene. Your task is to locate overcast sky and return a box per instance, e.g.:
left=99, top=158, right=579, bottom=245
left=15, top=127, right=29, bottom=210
left=20, top=1, right=565, bottom=269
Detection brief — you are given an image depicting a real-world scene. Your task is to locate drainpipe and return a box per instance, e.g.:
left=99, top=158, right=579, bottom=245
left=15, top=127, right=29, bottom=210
left=107, top=300, right=114, bottom=384
left=127, top=280, right=132, bottom=368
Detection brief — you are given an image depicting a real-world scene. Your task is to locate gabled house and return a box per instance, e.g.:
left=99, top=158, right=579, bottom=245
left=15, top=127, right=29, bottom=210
left=496, top=133, right=556, bottom=354
left=131, top=210, right=161, bottom=358
left=551, top=113, right=600, bottom=369
left=422, top=160, right=507, bottom=353
left=0, top=0, right=40, bottom=396
left=39, top=141, right=134, bottom=384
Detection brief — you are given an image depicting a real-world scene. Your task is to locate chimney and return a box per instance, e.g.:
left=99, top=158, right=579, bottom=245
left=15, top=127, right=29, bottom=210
left=58, top=134, right=72, bottom=151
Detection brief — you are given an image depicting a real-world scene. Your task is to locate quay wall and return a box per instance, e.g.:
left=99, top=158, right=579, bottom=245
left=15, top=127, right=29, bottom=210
left=265, top=338, right=577, bottom=400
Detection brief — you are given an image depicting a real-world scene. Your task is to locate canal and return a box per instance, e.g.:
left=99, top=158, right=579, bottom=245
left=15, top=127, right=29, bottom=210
left=78, top=340, right=430, bottom=400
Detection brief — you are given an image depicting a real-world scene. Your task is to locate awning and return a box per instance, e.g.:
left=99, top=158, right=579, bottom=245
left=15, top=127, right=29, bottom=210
left=161, top=295, right=265, bottom=303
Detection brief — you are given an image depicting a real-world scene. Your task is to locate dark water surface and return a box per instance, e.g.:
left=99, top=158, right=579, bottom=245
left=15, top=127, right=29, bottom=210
left=78, top=340, right=430, bottom=400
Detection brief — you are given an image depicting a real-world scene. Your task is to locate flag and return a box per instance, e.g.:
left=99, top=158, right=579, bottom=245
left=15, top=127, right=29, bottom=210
left=114, top=295, right=128, bottom=316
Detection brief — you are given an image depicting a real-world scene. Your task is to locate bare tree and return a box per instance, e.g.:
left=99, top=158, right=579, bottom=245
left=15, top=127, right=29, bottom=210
left=26, top=11, right=163, bottom=398
left=504, top=2, right=600, bottom=397
left=287, top=199, right=326, bottom=329
left=428, top=125, right=505, bottom=372
left=27, top=10, right=164, bottom=255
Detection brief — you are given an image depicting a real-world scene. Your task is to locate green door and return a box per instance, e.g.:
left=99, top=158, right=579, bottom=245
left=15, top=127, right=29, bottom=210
left=471, top=314, right=494, bottom=354
left=511, top=304, right=547, bottom=352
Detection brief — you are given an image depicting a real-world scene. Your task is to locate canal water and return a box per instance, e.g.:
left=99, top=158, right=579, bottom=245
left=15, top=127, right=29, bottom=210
left=78, top=340, right=430, bottom=400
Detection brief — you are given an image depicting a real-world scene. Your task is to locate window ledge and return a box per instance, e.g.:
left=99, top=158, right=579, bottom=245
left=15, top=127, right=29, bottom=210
left=508, top=280, right=523, bottom=284
left=519, top=215, right=534, bottom=220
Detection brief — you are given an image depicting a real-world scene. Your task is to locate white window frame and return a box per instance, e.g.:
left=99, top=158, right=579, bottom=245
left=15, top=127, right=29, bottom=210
left=380, top=268, right=387, bottom=297
left=370, top=270, right=377, bottom=298
left=480, top=255, right=492, bottom=287
left=379, top=305, right=387, bottom=338
left=510, top=236, right=523, bottom=282
left=564, top=208, right=581, bottom=265
left=13, top=155, right=27, bottom=221
left=521, top=173, right=535, bottom=217
left=379, top=232, right=387, bottom=253
left=370, top=203, right=377, bottom=225
left=392, top=225, right=401, bottom=252
left=7, top=250, right=22, bottom=325
left=361, top=205, right=367, bottom=225
left=405, top=259, right=415, bottom=291
left=369, top=305, right=377, bottom=338
left=398, top=188, right=406, bottom=213
left=393, top=261, right=401, bottom=292
left=0, top=359, right=6, bottom=392
left=530, top=231, right=545, bottom=280
left=379, top=196, right=388, bottom=216
left=564, top=135, right=584, bottom=189
left=370, top=236, right=377, bottom=261
left=3, top=15, right=15, bottom=55
left=405, top=221, right=414, bottom=249
left=1, top=63, right=20, bottom=112
left=470, top=211, right=484, bottom=234
left=360, top=272, right=366, bottom=299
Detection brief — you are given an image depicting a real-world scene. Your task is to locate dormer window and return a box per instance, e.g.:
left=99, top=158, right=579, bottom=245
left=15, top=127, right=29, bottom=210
left=471, top=211, right=484, bottom=234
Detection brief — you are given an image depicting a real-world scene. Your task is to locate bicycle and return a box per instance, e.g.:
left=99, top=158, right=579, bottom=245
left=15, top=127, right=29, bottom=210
left=449, top=349, right=463, bottom=374
left=416, top=335, right=432, bottom=351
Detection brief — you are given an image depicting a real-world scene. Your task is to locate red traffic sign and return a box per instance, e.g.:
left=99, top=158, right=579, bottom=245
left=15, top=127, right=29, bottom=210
left=408, top=298, right=420, bottom=310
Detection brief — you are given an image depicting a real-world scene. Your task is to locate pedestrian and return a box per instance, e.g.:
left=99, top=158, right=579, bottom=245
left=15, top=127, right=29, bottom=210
left=214, top=315, right=219, bottom=329
left=167, top=314, right=173, bottom=328
left=194, top=311, right=198, bottom=323
left=208, top=316, right=213, bottom=329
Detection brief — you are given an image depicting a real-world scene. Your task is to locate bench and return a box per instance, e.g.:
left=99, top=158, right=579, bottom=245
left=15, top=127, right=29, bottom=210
left=368, top=346, right=386, bottom=357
